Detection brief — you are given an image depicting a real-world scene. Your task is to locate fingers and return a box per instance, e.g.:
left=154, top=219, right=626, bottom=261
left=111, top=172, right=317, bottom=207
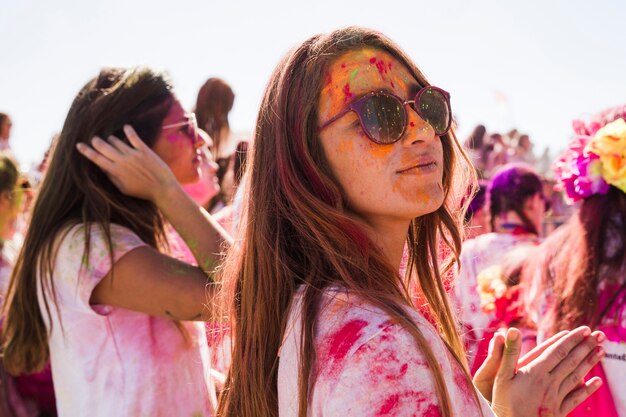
left=107, top=135, right=135, bottom=154
left=473, top=333, right=505, bottom=402
left=76, top=142, right=115, bottom=172
left=560, top=376, right=602, bottom=415
left=91, top=136, right=123, bottom=161
left=123, top=125, right=149, bottom=151
left=558, top=344, right=605, bottom=396
left=518, top=330, right=568, bottom=368
left=534, top=326, right=592, bottom=373
left=495, top=328, right=521, bottom=381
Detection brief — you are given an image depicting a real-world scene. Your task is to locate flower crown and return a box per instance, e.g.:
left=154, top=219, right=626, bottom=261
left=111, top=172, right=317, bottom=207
left=554, top=118, right=626, bottom=203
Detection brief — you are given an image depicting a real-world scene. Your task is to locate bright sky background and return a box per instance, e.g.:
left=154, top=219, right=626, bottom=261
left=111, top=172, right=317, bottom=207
left=2, top=0, right=625, bottom=168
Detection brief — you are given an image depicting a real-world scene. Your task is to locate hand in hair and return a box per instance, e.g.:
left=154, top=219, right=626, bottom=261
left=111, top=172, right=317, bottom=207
left=476, top=327, right=604, bottom=417
left=77, top=123, right=232, bottom=243
left=76, top=125, right=178, bottom=203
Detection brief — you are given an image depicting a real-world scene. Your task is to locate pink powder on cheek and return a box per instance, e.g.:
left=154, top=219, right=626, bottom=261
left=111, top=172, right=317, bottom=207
left=166, top=134, right=179, bottom=144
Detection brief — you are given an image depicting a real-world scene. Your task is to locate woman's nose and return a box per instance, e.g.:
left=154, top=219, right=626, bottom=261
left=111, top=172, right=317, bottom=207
left=401, top=107, right=436, bottom=146
left=194, top=129, right=212, bottom=149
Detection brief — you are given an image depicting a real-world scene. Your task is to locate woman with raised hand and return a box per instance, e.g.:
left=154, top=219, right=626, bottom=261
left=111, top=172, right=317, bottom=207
left=527, top=105, right=626, bottom=416
left=213, top=27, right=604, bottom=417
left=1, top=67, right=229, bottom=417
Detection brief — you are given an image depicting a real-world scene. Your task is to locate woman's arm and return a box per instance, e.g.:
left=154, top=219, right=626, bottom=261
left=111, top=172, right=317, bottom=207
left=77, top=125, right=232, bottom=320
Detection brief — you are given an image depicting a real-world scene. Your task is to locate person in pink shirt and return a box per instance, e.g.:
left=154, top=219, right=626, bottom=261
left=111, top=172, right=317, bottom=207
left=213, top=27, right=605, bottom=417
left=527, top=105, right=626, bottom=416
left=1, top=67, right=230, bottom=417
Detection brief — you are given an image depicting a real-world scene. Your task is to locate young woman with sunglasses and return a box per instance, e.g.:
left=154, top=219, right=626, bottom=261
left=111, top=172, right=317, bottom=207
left=1, top=67, right=229, bottom=417
left=82, top=29, right=604, bottom=417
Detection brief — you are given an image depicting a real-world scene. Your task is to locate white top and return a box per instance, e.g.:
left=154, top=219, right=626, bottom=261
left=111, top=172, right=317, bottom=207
left=278, top=287, right=494, bottom=417
left=453, top=232, right=538, bottom=368
left=38, top=224, right=215, bottom=417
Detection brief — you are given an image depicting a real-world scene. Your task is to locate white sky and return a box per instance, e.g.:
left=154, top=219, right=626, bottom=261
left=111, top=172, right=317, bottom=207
left=1, top=0, right=625, bottom=167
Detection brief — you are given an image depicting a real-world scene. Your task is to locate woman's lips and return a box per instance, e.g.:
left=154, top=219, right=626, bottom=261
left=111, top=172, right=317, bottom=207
left=396, top=160, right=437, bottom=174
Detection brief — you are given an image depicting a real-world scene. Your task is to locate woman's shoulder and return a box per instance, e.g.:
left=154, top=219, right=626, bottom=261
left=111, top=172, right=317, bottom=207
left=313, top=287, right=441, bottom=368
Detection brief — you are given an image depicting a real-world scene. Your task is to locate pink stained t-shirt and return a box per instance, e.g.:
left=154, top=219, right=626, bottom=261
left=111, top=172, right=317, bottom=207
left=278, top=287, right=494, bottom=417
left=38, top=224, right=215, bottom=417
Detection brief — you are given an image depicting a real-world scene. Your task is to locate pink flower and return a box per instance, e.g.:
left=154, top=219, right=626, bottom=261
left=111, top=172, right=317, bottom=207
left=554, top=135, right=609, bottom=203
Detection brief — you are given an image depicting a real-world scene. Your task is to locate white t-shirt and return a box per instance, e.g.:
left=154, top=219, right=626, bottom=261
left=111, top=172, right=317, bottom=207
left=278, top=287, right=494, bottom=417
left=453, top=232, right=538, bottom=368
left=38, top=224, right=215, bottom=417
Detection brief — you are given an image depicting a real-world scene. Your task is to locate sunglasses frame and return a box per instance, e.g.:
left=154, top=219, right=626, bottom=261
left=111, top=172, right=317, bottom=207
left=162, top=112, right=201, bottom=143
left=319, top=86, right=452, bottom=145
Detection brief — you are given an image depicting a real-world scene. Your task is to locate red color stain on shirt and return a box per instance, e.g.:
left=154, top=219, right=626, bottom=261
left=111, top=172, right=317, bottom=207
left=424, top=404, right=443, bottom=417
left=327, top=319, right=368, bottom=363
left=399, top=363, right=408, bottom=376
left=453, top=369, right=474, bottom=399
left=342, top=83, right=353, bottom=103
left=377, top=394, right=400, bottom=415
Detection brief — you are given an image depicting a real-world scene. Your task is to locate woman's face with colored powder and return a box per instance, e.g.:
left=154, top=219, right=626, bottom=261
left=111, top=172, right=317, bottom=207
left=152, top=98, right=209, bottom=185
left=318, top=48, right=444, bottom=228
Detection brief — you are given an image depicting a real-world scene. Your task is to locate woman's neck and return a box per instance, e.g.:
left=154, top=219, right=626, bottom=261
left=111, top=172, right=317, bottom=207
left=363, top=217, right=409, bottom=270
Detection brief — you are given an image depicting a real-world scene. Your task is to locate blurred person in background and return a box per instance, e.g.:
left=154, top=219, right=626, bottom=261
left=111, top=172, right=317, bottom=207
left=464, top=180, right=490, bottom=239
left=453, top=163, right=545, bottom=373
left=195, top=78, right=237, bottom=159
left=1, top=67, right=229, bottom=417
left=0, top=114, right=12, bottom=152
left=463, top=125, right=487, bottom=177
left=527, top=105, right=626, bottom=416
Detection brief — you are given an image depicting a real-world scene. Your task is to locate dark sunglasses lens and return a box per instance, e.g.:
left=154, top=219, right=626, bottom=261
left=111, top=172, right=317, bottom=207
left=360, top=94, right=405, bottom=144
left=417, top=88, right=450, bottom=135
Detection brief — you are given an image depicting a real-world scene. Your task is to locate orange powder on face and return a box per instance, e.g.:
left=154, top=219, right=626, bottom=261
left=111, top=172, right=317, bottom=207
left=366, top=141, right=394, bottom=158
left=336, top=137, right=354, bottom=154
left=392, top=176, right=434, bottom=205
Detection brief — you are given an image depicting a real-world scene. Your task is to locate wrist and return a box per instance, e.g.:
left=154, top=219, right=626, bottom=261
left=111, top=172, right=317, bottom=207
left=152, top=181, right=185, bottom=207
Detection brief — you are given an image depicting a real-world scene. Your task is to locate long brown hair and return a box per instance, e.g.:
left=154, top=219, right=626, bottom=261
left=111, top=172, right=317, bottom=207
left=1, top=67, right=174, bottom=374
left=537, top=186, right=626, bottom=334
left=217, top=27, right=477, bottom=417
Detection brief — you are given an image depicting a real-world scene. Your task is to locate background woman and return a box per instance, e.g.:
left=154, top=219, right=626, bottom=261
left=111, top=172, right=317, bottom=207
left=454, top=163, right=545, bottom=372
left=1, top=67, right=228, bottom=417
left=527, top=105, right=626, bottom=416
